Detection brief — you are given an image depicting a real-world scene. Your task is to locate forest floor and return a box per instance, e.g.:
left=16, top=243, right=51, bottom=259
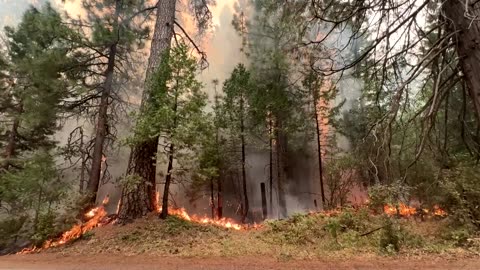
left=1, top=211, right=480, bottom=269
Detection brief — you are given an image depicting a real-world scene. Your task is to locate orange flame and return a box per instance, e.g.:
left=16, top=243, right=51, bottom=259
left=383, top=203, right=447, bottom=218
left=433, top=205, right=447, bottom=217
left=19, top=197, right=111, bottom=254
left=156, top=206, right=246, bottom=230
left=155, top=191, right=249, bottom=230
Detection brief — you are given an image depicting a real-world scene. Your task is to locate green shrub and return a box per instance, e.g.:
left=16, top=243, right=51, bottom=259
left=368, top=181, right=412, bottom=213
left=442, top=227, right=473, bottom=247
left=379, top=217, right=400, bottom=253
left=263, top=214, right=324, bottom=245
left=438, top=166, right=480, bottom=230
left=0, top=216, right=28, bottom=250
left=324, top=218, right=341, bottom=245
left=31, top=211, right=57, bottom=245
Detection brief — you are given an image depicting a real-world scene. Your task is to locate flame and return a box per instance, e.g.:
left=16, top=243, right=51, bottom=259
left=383, top=203, right=417, bottom=217
left=433, top=205, right=447, bottom=217
left=19, top=198, right=111, bottom=254
left=156, top=206, right=246, bottom=230
left=383, top=203, right=447, bottom=218
left=155, top=191, right=248, bottom=230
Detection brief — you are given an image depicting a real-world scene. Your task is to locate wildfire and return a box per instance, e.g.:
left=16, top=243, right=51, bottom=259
left=19, top=197, right=110, bottom=254
left=383, top=203, right=447, bottom=218
left=383, top=203, right=417, bottom=217
left=155, top=191, right=249, bottom=230
left=156, top=206, right=246, bottom=230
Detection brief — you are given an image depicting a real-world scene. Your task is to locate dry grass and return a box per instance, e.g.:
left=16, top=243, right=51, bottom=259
left=45, top=211, right=480, bottom=261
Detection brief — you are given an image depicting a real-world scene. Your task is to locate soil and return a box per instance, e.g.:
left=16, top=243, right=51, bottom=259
left=0, top=254, right=479, bottom=270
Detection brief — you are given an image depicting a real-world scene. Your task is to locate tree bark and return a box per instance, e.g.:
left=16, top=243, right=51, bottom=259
left=217, top=177, right=222, bottom=219
left=87, top=0, right=121, bottom=203
left=160, top=77, right=179, bottom=219
left=160, top=143, right=174, bottom=219
left=314, top=96, right=326, bottom=208
left=2, top=117, right=19, bottom=170
left=444, top=0, right=480, bottom=120
left=118, top=0, right=176, bottom=221
left=210, top=178, right=215, bottom=218
left=275, top=119, right=288, bottom=218
left=268, top=117, right=273, bottom=217
left=240, top=97, right=249, bottom=223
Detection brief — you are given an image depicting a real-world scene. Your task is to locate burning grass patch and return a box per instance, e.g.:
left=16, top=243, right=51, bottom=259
left=29, top=207, right=480, bottom=260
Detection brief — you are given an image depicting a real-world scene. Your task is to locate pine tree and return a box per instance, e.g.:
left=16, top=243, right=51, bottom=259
left=131, top=43, right=208, bottom=219
left=73, top=0, right=153, bottom=204
left=0, top=3, right=79, bottom=247
left=223, top=64, right=251, bottom=222
left=118, top=0, right=177, bottom=220
left=236, top=0, right=311, bottom=217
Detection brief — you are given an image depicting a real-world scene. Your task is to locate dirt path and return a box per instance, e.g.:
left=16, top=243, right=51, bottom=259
left=0, top=254, right=479, bottom=270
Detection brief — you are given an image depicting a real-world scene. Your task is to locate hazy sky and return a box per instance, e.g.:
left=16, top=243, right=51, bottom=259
left=0, top=0, right=243, bottom=94
left=0, top=0, right=50, bottom=29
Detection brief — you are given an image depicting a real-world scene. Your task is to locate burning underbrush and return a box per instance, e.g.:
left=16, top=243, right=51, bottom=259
left=17, top=200, right=480, bottom=258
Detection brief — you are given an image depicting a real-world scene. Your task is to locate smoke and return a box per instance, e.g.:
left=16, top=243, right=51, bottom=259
left=2, top=0, right=365, bottom=220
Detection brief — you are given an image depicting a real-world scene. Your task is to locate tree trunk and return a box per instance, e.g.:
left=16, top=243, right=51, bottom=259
left=275, top=120, right=288, bottom=218
left=160, top=143, right=174, bottom=219
left=444, top=0, right=480, bottom=120
left=314, top=97, right=326, bottom=208
left=268, top=117, right=273, bottom=217
left=79, top=131, right=87, bottom=195
left=118, top=0, right=176, bottom=221
left=240, top=98, right=249, bottom=223
left=217, top=177, right=222, bottom=219
left=160, top=78, right=179, bottom=219
left=2, top=117, right=19, bottom=170
left=87, top=0, right=120, bottom=204
left=210, top=178, right=215, bottom=218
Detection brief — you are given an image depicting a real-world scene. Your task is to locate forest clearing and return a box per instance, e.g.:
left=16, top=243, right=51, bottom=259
left=1, top=0, right=480, bottom=269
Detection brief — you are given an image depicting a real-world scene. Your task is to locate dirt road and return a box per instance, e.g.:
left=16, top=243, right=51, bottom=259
left=0, top=254, right=479, bottom=270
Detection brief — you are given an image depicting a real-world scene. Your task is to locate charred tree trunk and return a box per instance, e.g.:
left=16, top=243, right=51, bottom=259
left=118, top=0, right=176, bottom=221
left=87, top=0, right=121, bottom=203
left=160, top=143, right=174, bottom=219
left=444, top=1, right=480, bottom=120
left=313, top=98, right=326, bottom=208
left=240, top=97, right=249, bottom=223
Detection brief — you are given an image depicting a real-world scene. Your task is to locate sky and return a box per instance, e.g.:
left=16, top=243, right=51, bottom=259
left=0, top=0, right=49, bottom=28
left=0, top=0, right=242, bottom=90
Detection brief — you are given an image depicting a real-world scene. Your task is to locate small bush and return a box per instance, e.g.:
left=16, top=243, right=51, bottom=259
left=324, top=218, right=341, bottom=245
left=263, top=214, right=324, bottom=245
left=438, top=166, right=480, bottom=230
left=31, top=211, right=57, bottom=245
left=0, top=216, right=28, bottom=250
left=442, top=227, right=473, bottom=247
left=368, top=181, right=412, bottom=213
left=379, top=217, right=401, bottom=253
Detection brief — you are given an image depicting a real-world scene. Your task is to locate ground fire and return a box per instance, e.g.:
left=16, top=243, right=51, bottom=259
left=383, top=203, right=447, bottom=218
left=18, top=198, right=447, bottom=254
left=156, top=207, right=244, bottom=230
